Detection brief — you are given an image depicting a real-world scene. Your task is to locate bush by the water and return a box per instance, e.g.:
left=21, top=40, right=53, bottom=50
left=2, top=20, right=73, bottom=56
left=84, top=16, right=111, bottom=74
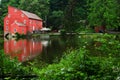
left=15, top=33, right=26, bottom=39
left=31, top=47, right=119, bottom=80
left=0, top=50, right=31, bottom=79
left=30, top=34, right=120, bottom=80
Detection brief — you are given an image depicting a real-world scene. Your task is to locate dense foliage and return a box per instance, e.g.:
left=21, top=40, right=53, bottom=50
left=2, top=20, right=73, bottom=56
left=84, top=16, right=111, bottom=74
left=0, top=34, right=120, bottom=79
left=31, top=34, right=120, bottom=80
left=0, top=0, right=119, bottom=32
left=25, top=34, right=120, bottom=80
left=87, top=0, right=120, bottom=29
left=33, top=50, right=119, bottom=80
left=0, top=50, right=32, bottom=79
left=0, top=0, right=120, bottom=79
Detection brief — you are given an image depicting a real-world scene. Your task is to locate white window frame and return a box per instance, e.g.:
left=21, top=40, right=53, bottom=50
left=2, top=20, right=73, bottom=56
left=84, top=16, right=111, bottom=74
left=6, top=26, right=8, bottom=31
left=21, top=14, right=24, bottom=17
left=14, top=41, right=16, bottom=46
left=24, top=20, right=26, bottom=24
left=22, top=29, right=24, bottom=33
left=6, top=20, right=9, bottom=24
left=14, top=20, right=17, bottom=23
left=14, top=28, right=17, bottom=33
left=30, top=20, right=32, bottom=24
left=14, top=9, right=17, bottom=12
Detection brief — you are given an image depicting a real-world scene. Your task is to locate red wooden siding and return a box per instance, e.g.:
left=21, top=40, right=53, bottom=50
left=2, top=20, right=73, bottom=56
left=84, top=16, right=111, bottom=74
left=4, top=6, right=43, bottom=36
left=95, top=26, right=106, bottom=33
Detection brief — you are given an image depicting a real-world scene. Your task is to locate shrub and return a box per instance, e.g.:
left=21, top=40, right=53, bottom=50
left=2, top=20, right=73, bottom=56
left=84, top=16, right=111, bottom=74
left=32, top=47, right=119, bottom=80
left=60, top=29, right=66, bottom=36
left=0, top=50, right=32, bottom=79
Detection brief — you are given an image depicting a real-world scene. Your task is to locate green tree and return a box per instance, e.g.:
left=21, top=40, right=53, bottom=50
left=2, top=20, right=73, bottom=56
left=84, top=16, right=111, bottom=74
left=64, top=0, right=87, bottom=32
left=48, top=10, right=64, bottom=30
left=64, top=0, right=77, bottom=32
left=47, top=0, right=68, bottom=30
left=88, top=0, right=119, bottom=29
left=0, top=0, right=9, bottom=28
left=19, top=0, right=50, bottom=26
left=0, top=0, right=20, bottom=28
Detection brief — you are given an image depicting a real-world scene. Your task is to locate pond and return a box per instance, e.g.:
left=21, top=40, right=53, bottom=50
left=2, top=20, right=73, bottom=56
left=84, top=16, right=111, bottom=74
left=3, top=35, right=80, bottom=64
left=3, top=34, right=120, bottom=66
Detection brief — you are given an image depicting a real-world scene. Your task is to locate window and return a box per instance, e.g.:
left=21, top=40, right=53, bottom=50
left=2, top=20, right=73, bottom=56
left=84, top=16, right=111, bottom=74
left=6, top=20, right=9, bottom=24
left=21, top=14, right=24, bottom=17
left=6, top=26, right=8, bottom=31
left=31, top=27, right=32, bottom=30
left=22, top=29, right=24, bottom=33
left=36, top=21, right=38, bottom=24
left=14, top=20, right=17, bottom=23
left=24, top=20, right=26, bottom=24
left=14, top=28, right=17, bottom=32
left=14, top=9, right=17, bottom=12
left=14, top=41, right=16, bottom=46
left=30, top=20, right=32, bottom=24
left=8, top=14, right=11, bottom=18
left=24, top=48, right=26, bottom=53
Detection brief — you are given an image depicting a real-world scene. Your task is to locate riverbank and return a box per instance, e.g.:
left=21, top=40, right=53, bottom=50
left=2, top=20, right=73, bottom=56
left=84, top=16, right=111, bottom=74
left=3, top=31, right=120, bottom=40
left=32, top=32, right=61, bottom=37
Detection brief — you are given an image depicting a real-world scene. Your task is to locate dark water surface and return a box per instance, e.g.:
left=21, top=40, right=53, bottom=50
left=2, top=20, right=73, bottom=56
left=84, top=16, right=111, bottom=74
left=4, top=35, right=80, bottom=64
left=3, top=34, right=120, bottom=66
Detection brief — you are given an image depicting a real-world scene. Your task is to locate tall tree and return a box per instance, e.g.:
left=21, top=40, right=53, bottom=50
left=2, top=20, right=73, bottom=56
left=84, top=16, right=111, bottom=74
left=47, top=0, right=68, bottom=30
left=0, top=0, right=20, bottom=28
left=88, top=0, right=119, bottom=29
left=0, top=0, right=9, bottom=28
left=64, top=0, right=87, bottom=32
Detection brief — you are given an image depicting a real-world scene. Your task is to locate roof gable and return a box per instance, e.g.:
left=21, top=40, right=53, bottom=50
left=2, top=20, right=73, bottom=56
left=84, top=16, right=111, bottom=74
left=8, top=6, right=42, bottom=21
left=21, top=10, right=42, bottom=21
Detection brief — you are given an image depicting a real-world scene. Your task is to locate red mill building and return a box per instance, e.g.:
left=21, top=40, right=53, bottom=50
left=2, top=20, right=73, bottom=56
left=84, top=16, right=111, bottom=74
left=4, top=6, right=43, bottom=36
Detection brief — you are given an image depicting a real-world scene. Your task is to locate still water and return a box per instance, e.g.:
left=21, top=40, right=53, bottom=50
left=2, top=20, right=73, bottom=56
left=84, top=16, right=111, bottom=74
left=4, top=35, right=79, bottom=63
left=3, top=34, right=120, bottom=65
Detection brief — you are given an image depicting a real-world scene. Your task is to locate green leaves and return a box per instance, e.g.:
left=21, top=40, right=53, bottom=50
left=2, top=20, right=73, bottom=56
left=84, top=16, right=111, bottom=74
left=0, top=50, right=30, bottom=79
left=19, top=0, right=50, bottom=20
left=88, top=0, right=119, bottom=29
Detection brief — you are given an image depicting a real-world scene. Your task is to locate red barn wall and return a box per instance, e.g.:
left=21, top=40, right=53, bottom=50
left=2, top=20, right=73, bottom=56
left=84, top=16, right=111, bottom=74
left=28, top=19, right=42, bottom=33
left=10, top=23, right=27, bottom=34
left=8, top=6, right=29, bottom=25
left=4, top=6, right=43, bottom=35
left=4, top=16, right=10, bottom=35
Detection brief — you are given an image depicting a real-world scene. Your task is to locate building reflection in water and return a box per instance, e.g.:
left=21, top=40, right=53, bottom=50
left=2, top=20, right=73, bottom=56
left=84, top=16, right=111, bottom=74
left=4, top=38, right=45, bottom=62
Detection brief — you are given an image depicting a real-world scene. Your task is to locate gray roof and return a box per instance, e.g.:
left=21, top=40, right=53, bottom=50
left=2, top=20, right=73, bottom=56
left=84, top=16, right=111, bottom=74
left=21, top=10, right=42, bottom=20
